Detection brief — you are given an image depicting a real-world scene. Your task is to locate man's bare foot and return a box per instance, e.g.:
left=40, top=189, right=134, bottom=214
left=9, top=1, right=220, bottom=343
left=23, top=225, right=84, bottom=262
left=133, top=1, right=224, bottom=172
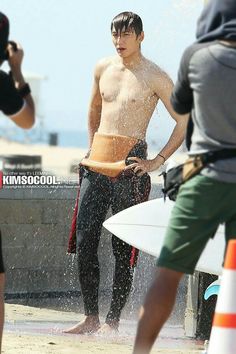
left=63, top=315, right=100, bottom=334
left=97, top=322, right=119, bottom=335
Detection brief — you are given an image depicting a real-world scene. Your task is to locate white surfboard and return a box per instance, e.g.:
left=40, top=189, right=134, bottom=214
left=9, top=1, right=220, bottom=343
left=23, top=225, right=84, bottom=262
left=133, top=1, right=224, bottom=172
left=103, top=198, right=225, bottom=275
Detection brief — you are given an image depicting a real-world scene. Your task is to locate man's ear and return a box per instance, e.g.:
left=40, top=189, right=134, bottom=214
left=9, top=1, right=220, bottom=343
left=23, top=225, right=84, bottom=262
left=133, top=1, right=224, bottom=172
left=139, top=31, right=144, bottom=43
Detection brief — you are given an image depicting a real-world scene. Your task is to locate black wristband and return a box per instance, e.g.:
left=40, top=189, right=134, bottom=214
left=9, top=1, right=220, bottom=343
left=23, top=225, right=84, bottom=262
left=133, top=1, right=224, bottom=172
left=17, top=83, right=31, bottom=98
left=157, top=153, right=166, bottom=164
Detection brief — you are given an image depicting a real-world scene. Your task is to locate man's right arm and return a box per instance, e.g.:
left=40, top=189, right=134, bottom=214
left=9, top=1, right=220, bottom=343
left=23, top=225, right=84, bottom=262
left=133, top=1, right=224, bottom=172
left=8, top=72, right=35, bottom=129
left=87, top=62, right=103, bottom=149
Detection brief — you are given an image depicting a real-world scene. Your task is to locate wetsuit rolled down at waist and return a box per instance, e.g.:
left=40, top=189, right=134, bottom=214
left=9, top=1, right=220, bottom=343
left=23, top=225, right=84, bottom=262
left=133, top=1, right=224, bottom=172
left=67, top=132, right=150, bottom=253
left=81, top=132, right=140, bottom=178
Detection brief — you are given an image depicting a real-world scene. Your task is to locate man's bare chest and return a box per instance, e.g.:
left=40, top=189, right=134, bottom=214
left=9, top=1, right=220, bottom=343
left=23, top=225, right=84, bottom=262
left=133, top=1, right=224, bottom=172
left=100, top=67, right=155, bottom=103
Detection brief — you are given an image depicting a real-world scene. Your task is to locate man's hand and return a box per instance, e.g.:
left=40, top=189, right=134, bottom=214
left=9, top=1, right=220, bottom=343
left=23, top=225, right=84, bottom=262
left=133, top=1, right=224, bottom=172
left=125, top=155, right=164, bottom=176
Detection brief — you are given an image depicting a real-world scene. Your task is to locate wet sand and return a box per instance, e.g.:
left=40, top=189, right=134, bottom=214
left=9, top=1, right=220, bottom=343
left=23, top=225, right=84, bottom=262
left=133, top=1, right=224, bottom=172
left=3, top=303, right=204, bottom=354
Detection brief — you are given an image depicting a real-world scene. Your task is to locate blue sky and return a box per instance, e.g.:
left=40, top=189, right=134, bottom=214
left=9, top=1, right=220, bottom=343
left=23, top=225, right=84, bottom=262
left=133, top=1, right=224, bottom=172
left=0, top=0, right=203, bottom=146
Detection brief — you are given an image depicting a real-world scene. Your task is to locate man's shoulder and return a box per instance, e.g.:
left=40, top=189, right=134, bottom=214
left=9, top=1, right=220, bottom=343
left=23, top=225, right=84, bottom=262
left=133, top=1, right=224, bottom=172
left=94, top=56, right=115, bottom=75
left=144, top=58, right=171, bottom=82
left=142, top=58, right=159, bottom=71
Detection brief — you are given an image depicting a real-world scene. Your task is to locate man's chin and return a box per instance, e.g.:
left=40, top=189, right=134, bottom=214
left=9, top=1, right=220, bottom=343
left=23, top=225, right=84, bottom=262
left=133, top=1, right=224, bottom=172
left=117, top=51, right=129, bottom=58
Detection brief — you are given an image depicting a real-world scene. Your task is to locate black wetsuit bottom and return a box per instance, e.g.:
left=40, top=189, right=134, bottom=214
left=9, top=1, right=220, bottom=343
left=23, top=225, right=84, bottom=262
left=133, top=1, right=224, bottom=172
left=76, top=140, right=151, bottom=325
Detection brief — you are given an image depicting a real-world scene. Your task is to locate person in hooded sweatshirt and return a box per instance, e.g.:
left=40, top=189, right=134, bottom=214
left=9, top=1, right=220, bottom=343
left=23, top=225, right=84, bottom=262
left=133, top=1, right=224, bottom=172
left=133, top=0, right=236, bottom=352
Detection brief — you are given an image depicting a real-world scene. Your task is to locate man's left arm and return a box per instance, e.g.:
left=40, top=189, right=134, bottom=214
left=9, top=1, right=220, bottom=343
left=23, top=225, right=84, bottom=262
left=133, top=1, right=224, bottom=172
left=153, top=72, right=189, bottom=164
left=126, top=72, right=188, bottom=176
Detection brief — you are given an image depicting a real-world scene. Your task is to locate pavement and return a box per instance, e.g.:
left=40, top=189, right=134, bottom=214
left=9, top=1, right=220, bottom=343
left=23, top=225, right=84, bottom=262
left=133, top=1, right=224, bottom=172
left=3, top=303, right=204, bottom=354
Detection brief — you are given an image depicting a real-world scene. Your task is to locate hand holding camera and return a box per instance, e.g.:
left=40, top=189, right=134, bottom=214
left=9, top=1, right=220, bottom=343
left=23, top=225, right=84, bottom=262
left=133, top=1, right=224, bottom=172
left=6, top=41, right=24, bottom=74
left=0, top=12, right=34, bottom=126
left=4, top=40, right=17, bottom=59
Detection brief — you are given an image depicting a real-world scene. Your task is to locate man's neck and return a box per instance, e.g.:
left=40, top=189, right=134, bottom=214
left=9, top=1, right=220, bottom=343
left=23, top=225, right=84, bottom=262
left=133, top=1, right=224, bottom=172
left=120, top=51, right=143, bottom=69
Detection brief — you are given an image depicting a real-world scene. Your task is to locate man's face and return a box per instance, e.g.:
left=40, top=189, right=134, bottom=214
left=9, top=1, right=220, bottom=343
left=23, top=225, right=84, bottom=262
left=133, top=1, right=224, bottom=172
left=111, top=26, right=143, bottom=58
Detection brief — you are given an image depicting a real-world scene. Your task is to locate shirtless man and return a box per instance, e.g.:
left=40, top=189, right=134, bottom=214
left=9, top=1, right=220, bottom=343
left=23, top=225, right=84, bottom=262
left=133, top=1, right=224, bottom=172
left=0, top=12, right=35, bottom=352
left=65, top=11, right=188, bottom=334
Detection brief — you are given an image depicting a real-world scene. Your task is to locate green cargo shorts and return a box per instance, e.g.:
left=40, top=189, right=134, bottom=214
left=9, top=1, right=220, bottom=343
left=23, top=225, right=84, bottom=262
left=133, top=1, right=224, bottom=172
left=157, top=175, right=236, bottom=274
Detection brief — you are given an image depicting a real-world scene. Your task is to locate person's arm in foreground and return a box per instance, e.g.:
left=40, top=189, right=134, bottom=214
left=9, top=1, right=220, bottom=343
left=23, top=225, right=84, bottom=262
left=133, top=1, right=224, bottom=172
left=126, top=72, right=189, bottom=176
left=133, top=268, right=183, bottom=354
left=8, top=42, right=35, bottom=129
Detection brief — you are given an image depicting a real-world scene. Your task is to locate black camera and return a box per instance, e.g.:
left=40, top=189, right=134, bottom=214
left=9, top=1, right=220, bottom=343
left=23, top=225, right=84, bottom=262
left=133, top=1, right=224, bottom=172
left=4, top=40, right=17, bottom=60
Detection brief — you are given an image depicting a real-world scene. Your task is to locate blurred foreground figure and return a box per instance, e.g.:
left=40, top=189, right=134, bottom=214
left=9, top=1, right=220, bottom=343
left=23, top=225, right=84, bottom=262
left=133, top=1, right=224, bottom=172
left=0, top=11, right=35, bottom=352
left=133, top=1, right=236, bottom=352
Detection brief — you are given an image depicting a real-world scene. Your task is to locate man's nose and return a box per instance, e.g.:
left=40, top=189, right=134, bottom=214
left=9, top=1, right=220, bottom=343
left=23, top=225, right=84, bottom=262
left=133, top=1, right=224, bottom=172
left=117, top=35, right=124, bottom=45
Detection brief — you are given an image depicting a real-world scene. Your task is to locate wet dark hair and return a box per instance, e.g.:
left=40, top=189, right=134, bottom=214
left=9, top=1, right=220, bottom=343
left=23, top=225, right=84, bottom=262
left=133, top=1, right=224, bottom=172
left=111, top=12, right=143, bottom=37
